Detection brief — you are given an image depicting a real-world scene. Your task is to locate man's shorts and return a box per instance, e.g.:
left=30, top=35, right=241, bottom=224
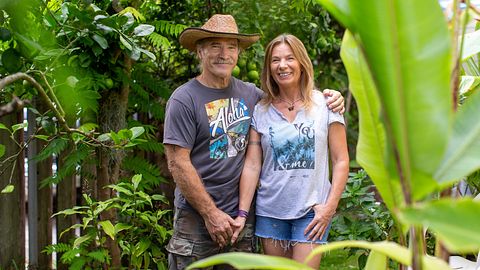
left=167, top=207, right=256, bottom=270
left=255, top=210, right=331, bottom=244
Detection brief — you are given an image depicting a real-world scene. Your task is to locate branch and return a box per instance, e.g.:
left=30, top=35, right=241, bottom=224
left=0, top=72, right=70, bottom=132
left=0, top=95, right=30, bottom=117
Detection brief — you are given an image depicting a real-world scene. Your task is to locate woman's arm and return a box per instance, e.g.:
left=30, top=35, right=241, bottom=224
left=306, top=122, right=349, bottom=241
left=325, top=122, right=350, bottom=214
left=231, top=128, right=263, bottom=243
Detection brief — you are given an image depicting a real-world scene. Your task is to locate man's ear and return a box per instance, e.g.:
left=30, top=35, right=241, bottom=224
left=197, top=47, right=204, bottom=60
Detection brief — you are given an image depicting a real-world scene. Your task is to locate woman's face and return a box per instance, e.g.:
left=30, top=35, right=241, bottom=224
left=270, top=43, right=302, bottom=90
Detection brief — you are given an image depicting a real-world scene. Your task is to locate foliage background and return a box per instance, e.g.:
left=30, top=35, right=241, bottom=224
left=0, top=0, right=357, bottom=268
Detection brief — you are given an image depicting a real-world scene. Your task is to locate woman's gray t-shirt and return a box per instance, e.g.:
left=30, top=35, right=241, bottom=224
left=252, top=90, right=345, bottom=219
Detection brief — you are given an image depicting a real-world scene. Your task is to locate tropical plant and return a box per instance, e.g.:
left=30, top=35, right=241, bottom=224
left=185, top=0, right=480, bottom=269
left=330, top=170, right=396, bottom=268
left=45, top=174, right=172, bottom=269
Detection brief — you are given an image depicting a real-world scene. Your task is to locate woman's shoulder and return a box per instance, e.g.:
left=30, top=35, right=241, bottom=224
left=311, top=89, right=328, bottom=107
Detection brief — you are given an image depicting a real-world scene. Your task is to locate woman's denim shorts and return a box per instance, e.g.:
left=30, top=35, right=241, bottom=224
left=255, top=210, right=331, bottom=244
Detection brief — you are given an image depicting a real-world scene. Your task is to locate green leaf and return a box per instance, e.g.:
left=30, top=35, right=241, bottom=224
left=0, top=144, right=5, bottom=158
left=365, top=250, right=387, bottom=270
left=69, top=257, right=86, bottom=270
left=147, top=32, right=171, bottom=49
left=99, top=220, right=115, bottom=240
left=78, top=123, right=98, bottom=133
left=186, top=252, right=313, bottom=270
left=13, top=32, right=43, bottom=59
left=12, top=122, right=27, bottom=133
left=34, top=135, right=50, bottom=141
left=132, top=174, right=142, bottom=190
left=307, top=241, right=450, bottom=270
left=53, top=207, right=88, bottom=217
left=73, top=234, right=92, bottom=248
left=130, top=126, right=144, bottom=140
left=114, top=223, right=132, bottom=234
left=461, top=29, right=480, bottom=60
left=92, top=34, right=108, bottom=49
left=32, top=137, right=68, bottom=162
left=398, top=198, right=480, bottom=253
left=435, top=91, right=480, bottom=182
left=319, top=0, right=453, bottom=200
left=151, top=194, right=167, bottom=203
left=458, top=76, right=480, bottom=96
left=54, top=74, right=100, bottom=116
left=109, top=185, right=133, bottom=196
left=97, top=133, right=111, bottom=142
left=1, top=184, right=14, bottom=194
left=87, top=250, right=108, bottom=263
left=35, top=48, right=68, bottom=61
left=133, top=24, right=155, bottom=36
left=120, top=35, right=133, bottom=51
left=0, top=123, right=8, bottom=130
left=138, top=47, right=156, bottom=61
left=122, top=156, right=164, bottom=186
left=134, top=238, right=151, bottom=257
left=340, top=30, right=404, bottom=210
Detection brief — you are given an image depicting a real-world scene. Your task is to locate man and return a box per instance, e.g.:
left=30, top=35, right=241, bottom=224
left=163, top=14, right=344, bottom=270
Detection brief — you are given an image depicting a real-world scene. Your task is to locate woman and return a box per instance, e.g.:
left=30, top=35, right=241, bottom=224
left=231, top=34, right=349, bottom=268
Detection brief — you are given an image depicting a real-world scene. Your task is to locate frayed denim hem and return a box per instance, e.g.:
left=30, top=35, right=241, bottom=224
left=256, top=234, right=328, bottom=251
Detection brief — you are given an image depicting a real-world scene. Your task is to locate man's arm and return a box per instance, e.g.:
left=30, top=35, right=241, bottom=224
left=164, top=144, right=237, bottom=247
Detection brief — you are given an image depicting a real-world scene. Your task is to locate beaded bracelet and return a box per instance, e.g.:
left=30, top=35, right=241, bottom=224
left=237, top=209, right=249, bottom=218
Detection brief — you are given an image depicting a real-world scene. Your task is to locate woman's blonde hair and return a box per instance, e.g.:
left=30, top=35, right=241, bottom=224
left=260, top=34, right=315, bottom=110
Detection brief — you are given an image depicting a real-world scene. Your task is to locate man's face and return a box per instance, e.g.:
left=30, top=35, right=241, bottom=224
left=197, top=37, right=239, bottom=80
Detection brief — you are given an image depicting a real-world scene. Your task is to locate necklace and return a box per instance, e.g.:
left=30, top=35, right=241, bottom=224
left=278, top=97, right=302, bottom=111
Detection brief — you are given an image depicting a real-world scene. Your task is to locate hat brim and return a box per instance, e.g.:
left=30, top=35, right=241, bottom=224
left=179, top=27, right=260, bottom=52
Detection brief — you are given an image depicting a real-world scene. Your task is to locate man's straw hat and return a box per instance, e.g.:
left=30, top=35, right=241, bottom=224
left=179, top=14, right=260, bottom=52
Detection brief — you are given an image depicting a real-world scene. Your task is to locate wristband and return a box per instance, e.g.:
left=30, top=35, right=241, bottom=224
left=237, top=209, right=249, bottom=218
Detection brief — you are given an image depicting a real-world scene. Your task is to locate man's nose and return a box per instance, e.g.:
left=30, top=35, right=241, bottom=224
left=218, top=46, right=229, bottom=57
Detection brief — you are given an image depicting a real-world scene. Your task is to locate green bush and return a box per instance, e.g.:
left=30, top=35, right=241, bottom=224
left=329, top=170, right=396, bottom=269
left=44, top=174, right=172, bottom=269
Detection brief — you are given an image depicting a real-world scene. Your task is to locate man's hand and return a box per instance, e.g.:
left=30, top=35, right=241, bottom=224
left=323, top=89, right=345, bottom=114
left=204, top=209, right=240, bottom=247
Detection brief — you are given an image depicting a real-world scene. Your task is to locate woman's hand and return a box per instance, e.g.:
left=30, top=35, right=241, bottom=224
left=304, top=204, right=336, bottom=241
left=230, top=216, right=247, bottom=244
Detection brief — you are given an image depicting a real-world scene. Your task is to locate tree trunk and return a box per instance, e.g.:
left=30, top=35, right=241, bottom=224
left=96, top=55, right=132, bottom=269
left=0, top=112, right=25, bottom=270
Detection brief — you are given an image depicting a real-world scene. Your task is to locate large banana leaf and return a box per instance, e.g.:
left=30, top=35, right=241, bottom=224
left=461, top=29, right=480, bottom=61
left=399, top=198, right=480, bottom=252
left=317, top=0, right=453, bottom=200
left=186, top=241, right=450, bottom=270
left=307, top=241, right=450, bottom=270
left=435, top=91, right=480, bottom=182
left=458, top=76, right=480, bottom=96
left=340, top=30, right=405, bottom=210
left=186, top=252, right=313, bottom=270
left=365, top=251, right=387, bottom=270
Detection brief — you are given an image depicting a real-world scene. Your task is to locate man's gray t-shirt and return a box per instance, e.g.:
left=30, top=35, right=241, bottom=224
left=163, top=77, right=263, bottom=216
left=252, top=90, right=345, bottom=219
